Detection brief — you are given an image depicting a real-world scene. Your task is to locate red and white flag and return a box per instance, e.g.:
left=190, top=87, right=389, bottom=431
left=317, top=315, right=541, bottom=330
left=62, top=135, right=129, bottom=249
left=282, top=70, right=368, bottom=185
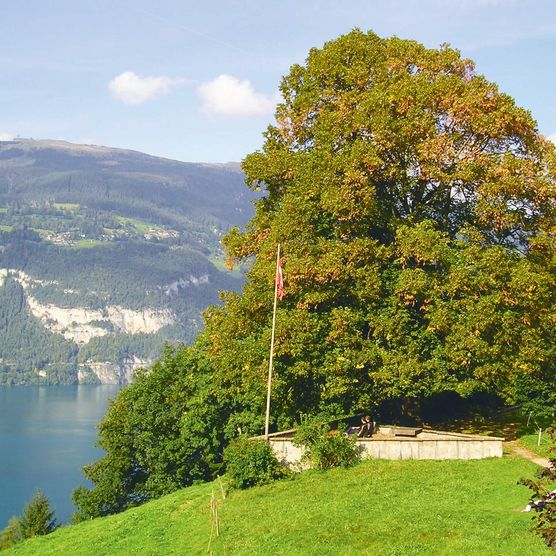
left=276, top=255, right=284, bottom=300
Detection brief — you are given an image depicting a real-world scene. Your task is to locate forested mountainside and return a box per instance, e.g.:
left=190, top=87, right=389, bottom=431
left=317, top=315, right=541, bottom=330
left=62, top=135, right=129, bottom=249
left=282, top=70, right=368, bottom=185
left=0, top=139, right=254, bottom=384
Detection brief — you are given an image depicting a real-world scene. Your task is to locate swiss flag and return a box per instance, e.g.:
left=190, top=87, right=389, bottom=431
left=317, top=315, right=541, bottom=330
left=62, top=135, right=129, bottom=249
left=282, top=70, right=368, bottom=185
left=276, top=255, right=284, bottom=300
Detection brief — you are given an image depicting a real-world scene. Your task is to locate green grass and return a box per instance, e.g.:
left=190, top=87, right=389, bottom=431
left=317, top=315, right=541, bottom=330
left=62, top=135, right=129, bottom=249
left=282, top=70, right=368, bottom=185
left=66, top=239, right=107, bottom=249
left=519, top=432, right=554, bottom=459
left=52, top=203, right=80, bottom=211
left=0, top=224, right=13, bottom=232
left=115, top=216, right=158, bottom=234
left=6, top=456, right=550, bottom=555
left=32, top=227, right=54, bottom=236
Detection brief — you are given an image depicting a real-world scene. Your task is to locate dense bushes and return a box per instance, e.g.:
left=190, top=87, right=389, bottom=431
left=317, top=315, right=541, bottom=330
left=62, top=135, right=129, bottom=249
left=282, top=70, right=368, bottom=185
left=72, top=342, right=228, bottom=521
left=223, top=438, right=288, bottom=489
left=293, top=421, right=360, bottom=470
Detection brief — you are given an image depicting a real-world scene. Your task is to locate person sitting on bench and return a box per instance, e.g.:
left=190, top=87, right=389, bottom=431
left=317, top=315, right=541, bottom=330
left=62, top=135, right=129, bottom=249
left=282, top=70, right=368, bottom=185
left=358, top=415, right=374, bottom=437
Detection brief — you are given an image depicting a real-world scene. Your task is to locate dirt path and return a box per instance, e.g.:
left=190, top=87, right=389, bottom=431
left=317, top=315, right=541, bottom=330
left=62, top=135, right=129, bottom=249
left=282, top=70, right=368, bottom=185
left=508, top=442, right=551, bottom=468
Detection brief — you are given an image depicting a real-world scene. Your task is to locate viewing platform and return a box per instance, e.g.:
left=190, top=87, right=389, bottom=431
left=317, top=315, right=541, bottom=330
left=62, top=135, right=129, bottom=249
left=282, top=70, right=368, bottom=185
left=263, top=425, right=504, bottom=467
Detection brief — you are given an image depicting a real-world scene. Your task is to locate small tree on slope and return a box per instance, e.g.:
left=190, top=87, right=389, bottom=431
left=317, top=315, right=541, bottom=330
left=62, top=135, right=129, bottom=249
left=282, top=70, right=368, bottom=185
left=0, top=516, right=24, bottom=550
left=19, top=489, right=58, bottom=539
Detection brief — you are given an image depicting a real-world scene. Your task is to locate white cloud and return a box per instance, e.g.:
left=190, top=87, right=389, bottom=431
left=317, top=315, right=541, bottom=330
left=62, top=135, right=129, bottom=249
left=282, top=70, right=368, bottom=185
left=0, top=132, right=14, bottom=141
left=109, top=71, right=185, bottom=105
left=198, top=74, right=279, bottom=117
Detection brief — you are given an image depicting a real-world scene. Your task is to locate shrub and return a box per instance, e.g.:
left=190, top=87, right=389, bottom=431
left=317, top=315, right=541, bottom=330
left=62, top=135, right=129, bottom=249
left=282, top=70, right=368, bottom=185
left=73, top=344, right=226, bottom=521
left=223, top=437, right=289, bottom=489
left=520, top=426, right=556, bottom=550
left=293, top=420, right=360, bottom=470
left=0, top=516, right=23, bottom=550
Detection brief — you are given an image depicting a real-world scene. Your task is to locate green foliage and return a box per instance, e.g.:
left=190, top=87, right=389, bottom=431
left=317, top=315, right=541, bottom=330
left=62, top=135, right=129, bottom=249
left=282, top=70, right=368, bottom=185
left=0, top=490, right=58, bottom=550
left=19, top=490, right=58, bottom=539
left=520, top=427, right=556, bottom=550
left=72, top=342, right=227, bottom=521
left=0, top=517, right=23, bottom=551
left=293, top=420, right=360, bottom=469
left=211, top=29, right=556, bottom=426
left=223, top=437, right=289, bottom=489
left=0, top=278, right=78, bottom=384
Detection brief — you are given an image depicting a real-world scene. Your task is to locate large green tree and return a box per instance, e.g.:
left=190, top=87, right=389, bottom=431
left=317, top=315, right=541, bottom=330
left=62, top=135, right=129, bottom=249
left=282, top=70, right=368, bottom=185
left=75, top=29, right=556, bottom=519
left=210, top=29, right=556, bottom=430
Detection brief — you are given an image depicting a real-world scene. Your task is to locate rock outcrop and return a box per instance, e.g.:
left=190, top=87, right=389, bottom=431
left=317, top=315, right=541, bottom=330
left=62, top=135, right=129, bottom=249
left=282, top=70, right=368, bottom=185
left=78, top=357, right=151, bottom=384
left=0, top=269, right=173, bottom=383
left=1, top=269, right=176, bottom=345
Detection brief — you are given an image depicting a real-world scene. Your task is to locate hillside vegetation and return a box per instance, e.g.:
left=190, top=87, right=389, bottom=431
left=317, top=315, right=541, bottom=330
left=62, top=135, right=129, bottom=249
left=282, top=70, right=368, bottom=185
left=0, top=139, right=255, bottom=384
left=67, top=30, right=556, bottom=524
left=5, top=456, right=550, bottom=555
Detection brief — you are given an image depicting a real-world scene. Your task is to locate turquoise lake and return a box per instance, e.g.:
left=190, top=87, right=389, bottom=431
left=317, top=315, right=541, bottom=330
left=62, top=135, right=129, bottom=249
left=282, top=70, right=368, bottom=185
left=0, top=385, right=120, bottom=528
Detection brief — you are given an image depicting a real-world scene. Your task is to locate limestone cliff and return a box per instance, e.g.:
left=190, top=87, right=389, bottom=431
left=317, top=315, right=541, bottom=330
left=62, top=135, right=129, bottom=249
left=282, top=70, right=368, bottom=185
left=26, top=296, right=174, bottom=344
left=0, top=269, right=175, bottom=384
left=78, top=357, right=151, bottom=385
left=5, top=269, right=175, bottom=345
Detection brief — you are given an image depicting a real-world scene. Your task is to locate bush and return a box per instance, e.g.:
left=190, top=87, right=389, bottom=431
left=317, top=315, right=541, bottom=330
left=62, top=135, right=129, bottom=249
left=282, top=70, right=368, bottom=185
left=293, top=420, right=360, bottom=470
left=520, top=426, right=556, bottom=550
left=223, top=437, right=289, bottom=489
left=73, top=343, right=226, bottom=521
left=0, top=516, right=23, bottom=550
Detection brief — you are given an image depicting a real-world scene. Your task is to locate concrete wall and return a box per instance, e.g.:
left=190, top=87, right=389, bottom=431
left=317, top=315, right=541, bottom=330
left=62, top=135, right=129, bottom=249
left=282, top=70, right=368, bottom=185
left=356, top=438, right=503, bottom=461
left=271, top=439, right=307, bottom=469
left=269, top=431, right=503, bottom=467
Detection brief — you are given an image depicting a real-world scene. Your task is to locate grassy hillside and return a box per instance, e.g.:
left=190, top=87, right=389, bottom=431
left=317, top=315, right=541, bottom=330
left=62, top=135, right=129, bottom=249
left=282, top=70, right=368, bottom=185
left=6, top=456, right=550, bottom=555
left=519, top=433, right=554, bottom=459
left=0, top=140, right=250, bottom=233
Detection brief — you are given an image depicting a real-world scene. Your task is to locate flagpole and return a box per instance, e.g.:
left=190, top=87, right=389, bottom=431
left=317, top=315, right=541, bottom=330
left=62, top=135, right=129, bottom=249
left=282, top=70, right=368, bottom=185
left=264, top=243, right=280, bottom=440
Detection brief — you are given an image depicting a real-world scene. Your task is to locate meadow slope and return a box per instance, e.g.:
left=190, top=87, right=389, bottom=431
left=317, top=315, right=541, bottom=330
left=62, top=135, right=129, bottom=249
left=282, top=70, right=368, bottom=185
left=6, top=455, right=550, bottom=555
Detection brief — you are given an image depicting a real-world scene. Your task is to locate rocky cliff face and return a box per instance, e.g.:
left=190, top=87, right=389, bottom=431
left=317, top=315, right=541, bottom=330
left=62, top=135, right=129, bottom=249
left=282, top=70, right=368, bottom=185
left=0, top=269, right=177, bottom=384
left=78, top=357, right=150, bottom=384
left=26, top=295, right=174, bottom=344
left=6, top=268, right=175, bottom=343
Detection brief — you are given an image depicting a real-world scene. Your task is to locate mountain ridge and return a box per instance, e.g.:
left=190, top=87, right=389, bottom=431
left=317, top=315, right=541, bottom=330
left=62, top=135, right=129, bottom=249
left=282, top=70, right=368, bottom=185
left=0, top=138, right=242, bottom=168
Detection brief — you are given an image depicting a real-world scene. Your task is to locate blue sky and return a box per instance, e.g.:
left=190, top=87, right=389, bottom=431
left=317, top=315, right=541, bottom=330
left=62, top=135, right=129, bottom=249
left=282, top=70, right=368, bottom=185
left=1, top=0, right=555, bottom=162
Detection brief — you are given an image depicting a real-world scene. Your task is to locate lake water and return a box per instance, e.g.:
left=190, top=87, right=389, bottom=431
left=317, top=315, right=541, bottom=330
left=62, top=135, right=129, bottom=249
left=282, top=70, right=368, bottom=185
left=0, top=385, right=120, bottom=528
